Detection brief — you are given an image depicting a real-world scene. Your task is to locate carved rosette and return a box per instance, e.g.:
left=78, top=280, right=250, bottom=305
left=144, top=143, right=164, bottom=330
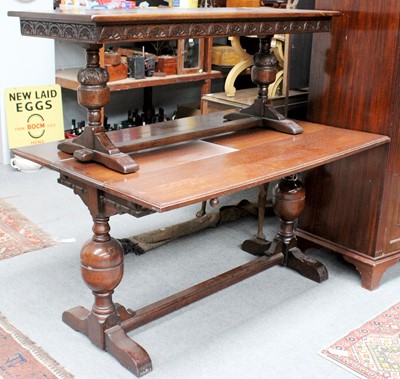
left=304, top=21, right=317, bottom=32
left=208, top=24, right=225, bottom=36
left=189, top=24, right=207, bottom=37
left=260, top=22, right=275, bottom=34
left=169, top=25, right=189, bottom=38
left=227, top=23, right=242, bottom=35
left=275, top=21, right=290, bottom=33
left=124, top=26, right=145, bottom=40
left=148, top=25, right=168, bottom=39
left=290, top=21, right=307, bottom=32
left=99, top=26, right=123, bottom=41
left=244, top=23, right=258, bottom=36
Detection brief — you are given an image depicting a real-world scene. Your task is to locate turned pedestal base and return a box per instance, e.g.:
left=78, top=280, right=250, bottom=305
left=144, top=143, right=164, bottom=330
left=242, top=175, right=328, bottom=283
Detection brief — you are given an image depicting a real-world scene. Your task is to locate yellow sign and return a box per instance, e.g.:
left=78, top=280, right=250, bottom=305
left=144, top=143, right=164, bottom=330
left=4, top=84, right=65, bottom=149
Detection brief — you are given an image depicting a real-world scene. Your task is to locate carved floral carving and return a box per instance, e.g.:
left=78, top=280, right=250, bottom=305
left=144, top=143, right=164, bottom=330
left=189, top=24, right=207, bottom=37
left=21, top=20, right=95, bottom=40
left=20, top=19, right=331, bottom=43
left=77, top=67, right=109, bottom=86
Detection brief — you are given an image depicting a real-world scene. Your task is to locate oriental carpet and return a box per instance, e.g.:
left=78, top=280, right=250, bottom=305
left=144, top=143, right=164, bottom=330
left=0, top=198, right=55, bottom=260
left=0, top=313, right=74, bottom=378
left=320, top=302, right=400, bottom=378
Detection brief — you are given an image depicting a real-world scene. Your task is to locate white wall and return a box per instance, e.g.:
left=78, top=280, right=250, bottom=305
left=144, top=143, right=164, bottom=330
left=0, top=0, right=55, bottom=164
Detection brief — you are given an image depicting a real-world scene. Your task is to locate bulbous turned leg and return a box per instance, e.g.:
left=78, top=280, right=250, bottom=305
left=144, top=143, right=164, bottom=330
left=267, top=175, right=328, bottom=283
left=57, top=44, right=139, bottom=173
left=224, top=36, right=303, bottom=134
left=79, top=216, right=125, bottom=348
left=63, top=216, right=152, bottom=377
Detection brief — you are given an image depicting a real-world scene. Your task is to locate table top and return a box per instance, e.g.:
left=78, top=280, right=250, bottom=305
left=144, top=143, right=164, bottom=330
left=8, top=7, right=341, bottom=44
left=13, top=114, right=389, bottom=213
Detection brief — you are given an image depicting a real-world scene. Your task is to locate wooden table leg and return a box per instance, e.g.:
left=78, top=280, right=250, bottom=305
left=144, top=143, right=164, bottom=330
left=267, top=175, right=328, bottom=282
left=241, top=176, right=328, bottom=283
left=57, top=44, right=139, bottom=174
left=62, top=215, right=152, bottom=377
left=224, top=36, right=303, bottom=135
left=62, top=210, right=286, bottom=376
left=61, top=179, right=313, bottom=376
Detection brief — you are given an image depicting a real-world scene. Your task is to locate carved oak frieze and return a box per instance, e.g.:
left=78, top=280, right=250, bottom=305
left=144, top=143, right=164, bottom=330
left=21, top=20, right=95, bottom=40
left=19, top=19, right=331, bottom=43
left=97, top=20, right=331, bottom=42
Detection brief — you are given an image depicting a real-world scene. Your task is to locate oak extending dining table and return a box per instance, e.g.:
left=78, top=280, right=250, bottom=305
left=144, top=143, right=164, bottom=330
left=10, top=6, right=387, bottom=377
left=13, top=114, right=389, bottom=376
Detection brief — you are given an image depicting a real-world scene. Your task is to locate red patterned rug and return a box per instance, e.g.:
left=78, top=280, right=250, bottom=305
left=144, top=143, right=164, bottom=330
left=320, top=302, right=400, bottom=378
left=0, top=199, right=55, bottom=260
left=0, top=313, right=74, bottom=378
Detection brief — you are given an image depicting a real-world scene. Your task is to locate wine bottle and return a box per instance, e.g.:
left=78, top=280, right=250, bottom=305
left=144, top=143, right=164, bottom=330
left=158, top=107, right=165, bottom=123
left=70, top=119, right=76, bottom=135
left=121, top=109, right=134, bottom=129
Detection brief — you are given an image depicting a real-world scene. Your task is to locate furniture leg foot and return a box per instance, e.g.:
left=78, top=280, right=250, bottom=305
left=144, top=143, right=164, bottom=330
left=62, top=306, right=90, bottom=334
left=224, top=36, right=303, bottom=135
left=343, top=256, right=400, bottom=290
left=285, top=247, right=328, bottom=283
left=105, top=325, right=152, bottom=377
left=63, top=305, right=152, bottom=377
left=242, top=237, right=271, bottom=256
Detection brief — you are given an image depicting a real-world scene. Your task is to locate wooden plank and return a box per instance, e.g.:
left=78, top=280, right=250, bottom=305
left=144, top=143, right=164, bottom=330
left=36, top=121, right=389, bottom=212
left=120, top=254, right=284, bottom=332
left=56, top=68, right=224, bottom=92
left=109, top=116, right=261, bottom=153
left=9, top=8, right=341, bottom=24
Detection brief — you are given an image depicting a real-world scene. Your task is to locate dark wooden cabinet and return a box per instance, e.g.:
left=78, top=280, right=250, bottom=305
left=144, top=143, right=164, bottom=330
left=297, top=0, right=400, bottom=290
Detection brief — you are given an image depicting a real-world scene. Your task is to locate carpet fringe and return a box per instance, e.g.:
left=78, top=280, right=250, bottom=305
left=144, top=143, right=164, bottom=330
left=0, top=313, right=74, bottom=379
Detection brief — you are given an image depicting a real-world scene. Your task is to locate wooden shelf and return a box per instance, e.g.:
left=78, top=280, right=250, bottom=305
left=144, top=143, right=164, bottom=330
left=56, top=68, right=225, bottom=92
